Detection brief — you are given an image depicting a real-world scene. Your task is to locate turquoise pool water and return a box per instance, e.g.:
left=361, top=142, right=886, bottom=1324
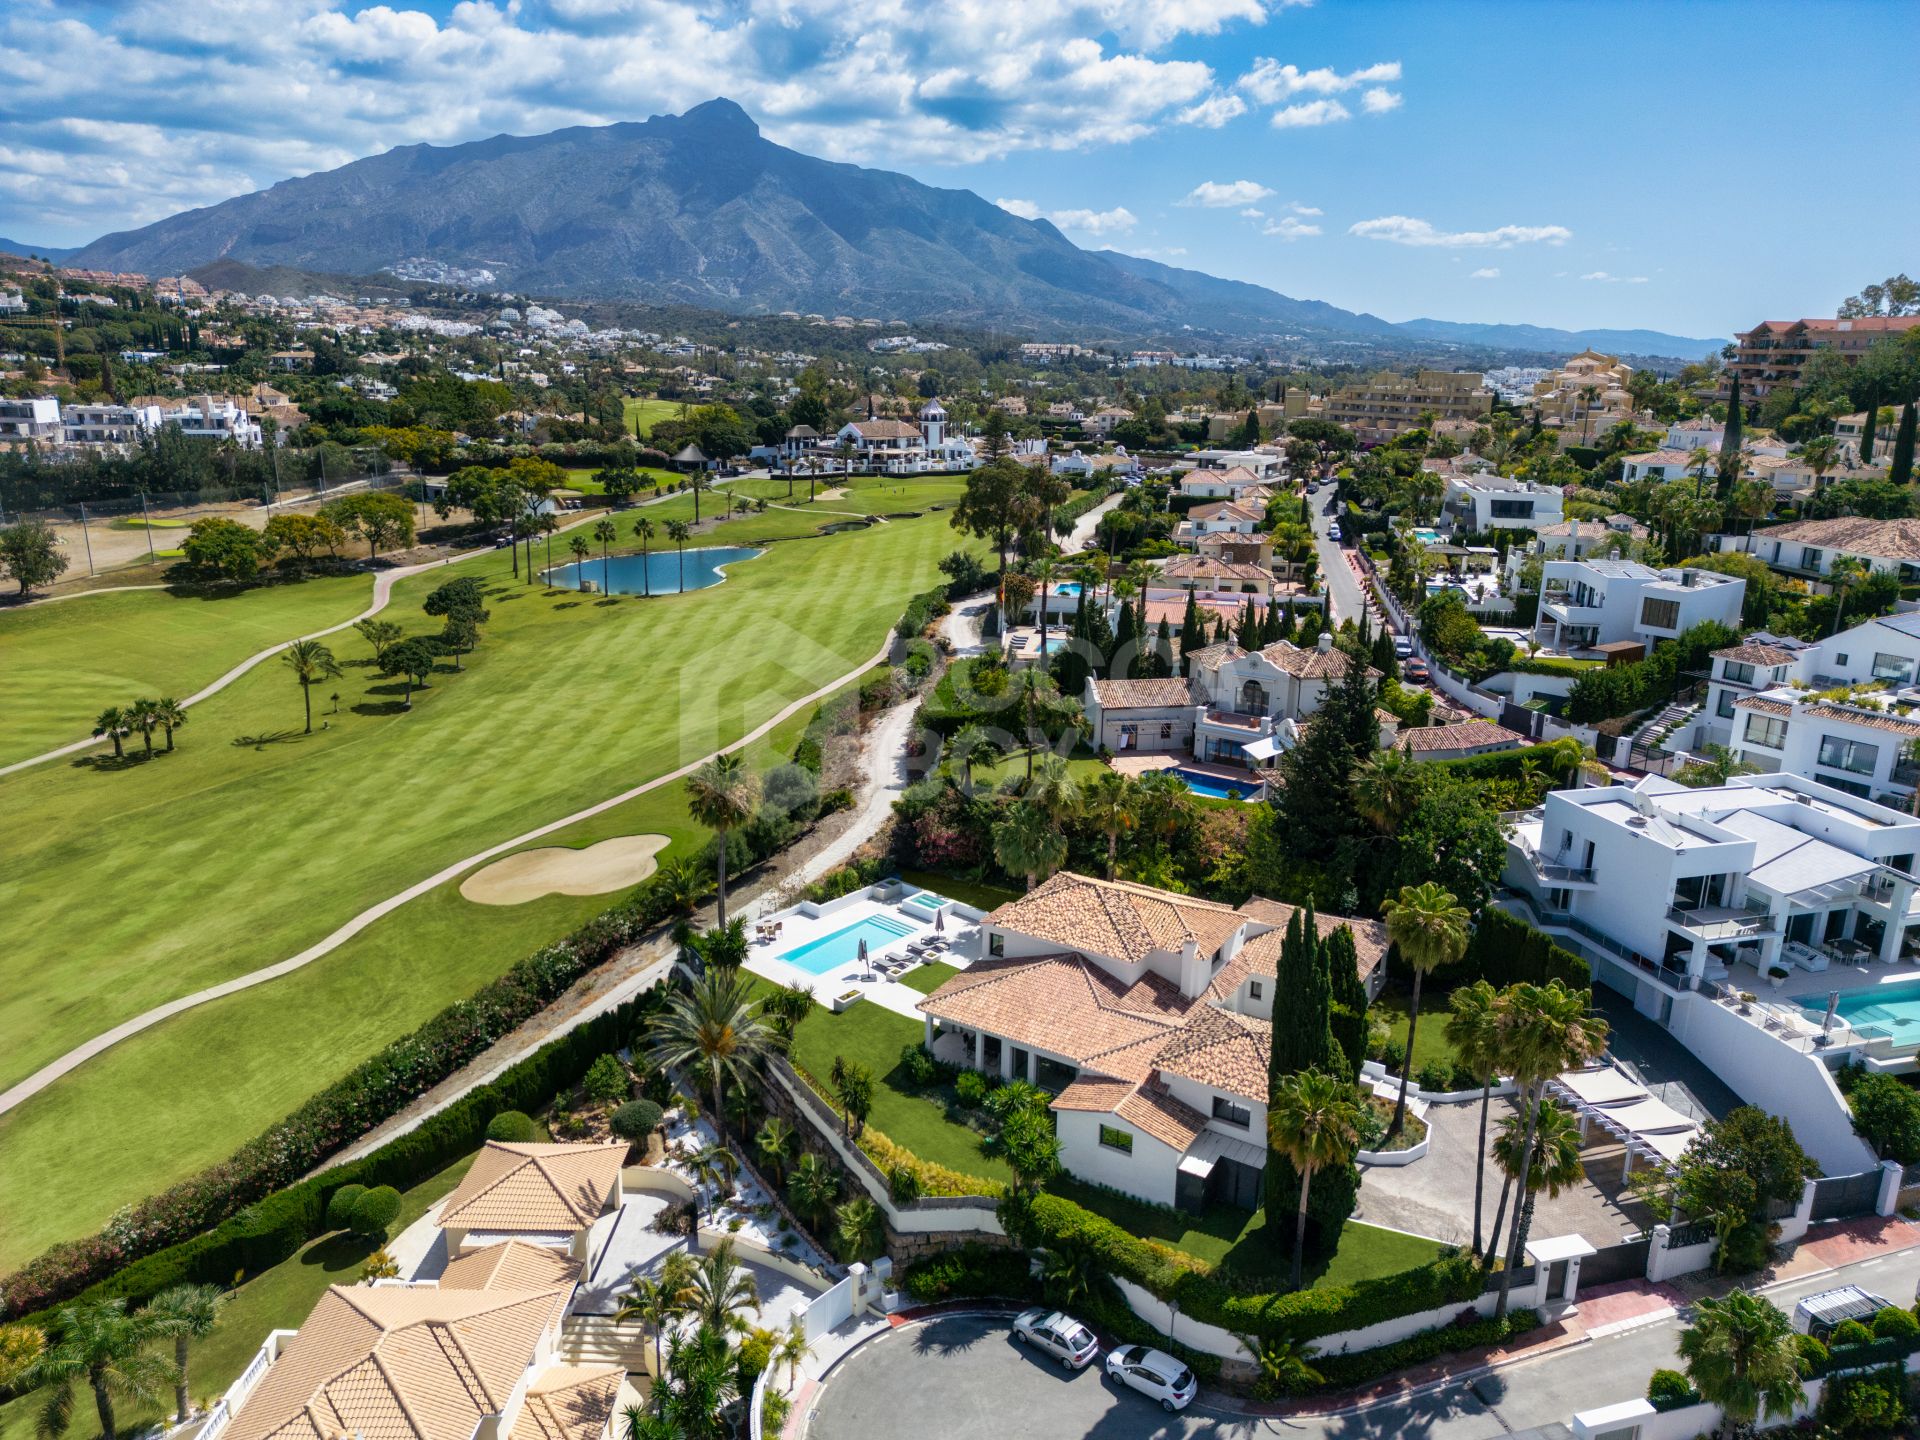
left=1172, top=767, right=1260, bottom=801
left=779, top=914, right=919, bottom=975
left=1413, top=528, right=1442, bottom=545
left=903, top=892, right=952, bottom=916
left=1803, top=982, right=1920, bottom=1043
left=543, top=545, right=762, bottom=596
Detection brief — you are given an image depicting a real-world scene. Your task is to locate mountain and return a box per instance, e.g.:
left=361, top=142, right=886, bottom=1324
left=0, top=238, right=75, bottom=263
left=1391, top=316, right=1725, bottom=360
left=62, top=98, right=1721, bottom=358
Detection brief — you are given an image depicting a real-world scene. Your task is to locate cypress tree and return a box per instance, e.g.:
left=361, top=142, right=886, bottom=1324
left=1237, top=597, right=1257, bottom=650
left=1179, top=590, right=1201, bottom=673
left=1153, top=617, right=1175, bottom=678
left=1261, top=601, right=1284, bottom=647
left=1113, top=596, right=1137, bottom=680
left=1323, top=926, right=1368, bottom=1082
left=1055, top=586, right=1091, bottom=696
left=1860, top=402, right=1877, bottom=464
left=1891, top=397, right=1918, bottom=488
left=1264, top=902, right=1358, bottom=1251
left=1716, top=377, right=1744, bottom=498
left=1214, top=613, right=1231, bottom=644
left=1299, top=494, right=1311, bottom=526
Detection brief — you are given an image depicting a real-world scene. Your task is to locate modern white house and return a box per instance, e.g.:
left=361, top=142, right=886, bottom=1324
left=1441, top=473, right=1565, bottom=533
left=1665, top=417, right=1725, bottom=452
left=0, top=396, right=63, bottom=444
left=1173, top=500, right=1264, bottom=548
left=1532, top=558, right=1745, bottom=655
left=1722, top=517, right=1920, bottom=583
left=1730, top=690, right=1920, bottom=805
left=157, top=396, right=265, bottom=448
left=64, top=402, right=163, bottom=446
left=917, top=873, right=1387, bottom=1211
left=1619, top=448, right=1707, bottom=484
left=1698, top=638, right=1816, bottom=747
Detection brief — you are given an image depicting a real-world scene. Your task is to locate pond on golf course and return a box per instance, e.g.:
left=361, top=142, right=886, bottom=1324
left=542, top=545, right=763, bottom=595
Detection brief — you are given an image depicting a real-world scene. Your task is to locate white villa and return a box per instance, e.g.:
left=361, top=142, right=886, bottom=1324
left=820, top=400, right=976, bottom=473
left=918, top=873, right=1387, bottom=1211
left=1533, top=558, right=1746, bottom=656
left=1716, top=516, right=1920, bottom=584
left=1441, top=474, right=1566, bottom=534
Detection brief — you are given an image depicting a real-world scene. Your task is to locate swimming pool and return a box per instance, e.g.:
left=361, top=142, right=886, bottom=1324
left=1802, top=981, right=1920, bottom=1046
left=1171, top=767, right=1261, bottom=801
left=777, top=914, right=920, bottom=975
left=902, top=892, right=952, bottom=917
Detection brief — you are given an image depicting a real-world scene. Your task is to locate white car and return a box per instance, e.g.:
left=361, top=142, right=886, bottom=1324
left=1011, top=1309, right=1100, bottom=1369
left=1105, top=1344, right=1198, bottom=1412
left=1328, top=524, right=1343, bottom=541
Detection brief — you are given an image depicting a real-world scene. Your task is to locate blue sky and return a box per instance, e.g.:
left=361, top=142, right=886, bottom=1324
left=1, top=0, right=1908, bottom=340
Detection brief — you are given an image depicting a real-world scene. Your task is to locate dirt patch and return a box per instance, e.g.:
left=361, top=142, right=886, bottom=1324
left=459, top=834, right=669, bottom=905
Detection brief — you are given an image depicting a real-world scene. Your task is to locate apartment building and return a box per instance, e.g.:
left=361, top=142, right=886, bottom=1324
left=1441, top=473, right=1566, bottom=533
left=1323, top=369, right=1492, bottom=444
left=1532, top=557, right=1745, bottom=655
left=1527, top=350, right=1643, bottom=448
left=1719, top=316, right=1920, bottom=402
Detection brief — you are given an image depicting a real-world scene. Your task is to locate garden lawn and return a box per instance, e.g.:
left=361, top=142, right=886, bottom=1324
left=723, top=475, right=967, bottom=516
left=0, top=506, right=982, bottom=1265
left=560, top=465, right=680, bottom=495
left=896, top=961, right=960, bottom=996
left=1048, top=1176, right=1448, bottom=1289
left=1376, top=989, right=1465, bottom=1078
left=0, top=572, right=373, bottom=765
left=783, top=998, right=1012, bottom=1187
left=0, top=1150, right=482, bottom=1440
left=897, top=869, right=1020, bottom=912
left=622, top=396, right=681, bottom=435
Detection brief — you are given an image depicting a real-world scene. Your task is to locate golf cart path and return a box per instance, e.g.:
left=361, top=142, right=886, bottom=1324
left=0, top=509, right=620, bottom=781
left=0, top=628, right=900, bottom=1118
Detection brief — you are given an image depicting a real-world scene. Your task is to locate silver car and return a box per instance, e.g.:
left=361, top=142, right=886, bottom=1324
left=1011, top=1308, right=1099, bottom=1369
left=1105, top=1344, right=1198, bottom=1412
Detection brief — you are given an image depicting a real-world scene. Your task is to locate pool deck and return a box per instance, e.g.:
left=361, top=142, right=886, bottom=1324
left=744, top=886, right=984, bottom=1023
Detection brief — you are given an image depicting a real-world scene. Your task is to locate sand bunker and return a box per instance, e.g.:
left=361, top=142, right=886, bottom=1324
left=460, top=834, right=669, bottom=905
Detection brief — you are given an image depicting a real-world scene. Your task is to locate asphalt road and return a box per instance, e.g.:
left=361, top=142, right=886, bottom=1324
left=803, top=1245, right=1920, bottom=1440
left=1310, top=488, right=1368, bottom=629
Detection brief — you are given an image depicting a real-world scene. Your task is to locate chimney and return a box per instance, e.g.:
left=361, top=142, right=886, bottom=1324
left=1178, top=937, right=1209, bottom=998
left=1317, top=631, right=1333, bottom=653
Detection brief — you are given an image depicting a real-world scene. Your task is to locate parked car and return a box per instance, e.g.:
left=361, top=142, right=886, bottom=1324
left=1328, top=523, right=1343, bottom=542
left=1403, top=658, right=1430, bottom=682
left=1105, top=1345, right=1197, bottom=1412
left=1011, top=1309, right=1099, bottom=1370
left=1393, top=635, right=1413, bottom=659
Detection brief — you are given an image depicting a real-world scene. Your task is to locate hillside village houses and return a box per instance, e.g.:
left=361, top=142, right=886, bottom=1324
left=917, top=872, right=1389, bottom=1210
left=1322, top=369, right=1492, bottom=444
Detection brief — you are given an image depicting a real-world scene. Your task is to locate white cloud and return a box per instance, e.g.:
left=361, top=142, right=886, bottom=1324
left=1237, top=58, right=1400, bottom=103
left=1469, top=267, right=1500, bottom=279
left=1181, top=178, right=1274, bottom=207
left=1284, top=200, right=1322, bottom=216
left=0, top=0, right=1273, bottom=242
left=1263, top=215, right=1320, bottom=240
left=998, top=197, right=1135, bottom=234
left=1348, top=215, right=1573, bottom=248
left=1177, top=91, right=1246, bottom=127
left=1581, top=270, right=1649, bottom=283
left=1270, top=98, right=1350, bottom=128
left=1239, top=207, right=1266, bottom=218
left=1359, top=87, right=1402, bottom=114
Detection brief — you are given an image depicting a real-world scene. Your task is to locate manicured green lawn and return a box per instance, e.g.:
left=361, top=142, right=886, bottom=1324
left=0, top=573, right=373, bottom=765
left=958, top=747, right=1109, bottom=792
left=0, top=506, right=982, bottom=1266
left=783, top=998, right=1012, bottom=1187
left=1050, top=1177, right=1448, bottom=1289
left=1376, top=988, right=1465, bottom=1076
left=560, top=465, right=680, bottom=495
left=897, top=961, right=960, bottom=995
left=898, top=869, right=1020, bottom=913
left=0, top=1150, right=482, bottom=1440
left=725, top=475, right=967, bottom=516
left=623, top=396, right=682, bottom=435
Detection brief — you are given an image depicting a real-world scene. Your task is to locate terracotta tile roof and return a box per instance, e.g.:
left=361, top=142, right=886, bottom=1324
left=1051, top=1077, right=1140, bottom=1113
left=916, top=954, right=1186, bottom=1069
left=848, top=419, right=922, bottom=440
left=1751, top=516, right=1920, bottom=562
left=982, top=871, right=1244, bottom=964
left=439, top=1242, right=582, bottom=1294
left=1092, top=678, right=1194, bottom=709
left=226, top=1285, right=568, bottom=1440
left=1212, top=901, right=1389, bottom=999
left=1259, top=640, right=1367, bottom=680
left=509, top=1367, right=623, bottom=1440
left=1161, top=555, right=1272, bottom=582
left=1186, top=642, right=1238, bottom=673
left=1151, top=1007, right=1270, bottom=1101
left=1400, top=721, right=1528, bottom=754
left=1375, top=707, right=1402, bottom=724
left=1711, top=643, right=1802, bottom=667
left=1190, top=501, right=1262, bottom=523
left=440, top=1143, right=625, bottom=1235
left=1734, top=696, right=1920, bottom=736
left=1118, top=1081, right=1210, bottom=1149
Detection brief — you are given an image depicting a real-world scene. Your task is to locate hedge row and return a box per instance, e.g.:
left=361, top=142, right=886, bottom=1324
left=1019, top=1193, right=1480, bottom=1345
left=1313, top=1308, right=1540, bottom=1389
left=896, top=585, right=951, bottom=640
left=1050, top=478, right=1122, bottom=534
left=0, top=872, right=689, bottom=1320
left=1458, top=908, right=1590, bottom=991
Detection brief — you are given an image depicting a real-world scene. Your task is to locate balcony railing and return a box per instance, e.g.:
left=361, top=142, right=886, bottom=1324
left=1202, top=708, right=1265, bottom=731
left=1665, top=900, right=1775, bottom=940
left=1516, top=839, right=1596, bottom=885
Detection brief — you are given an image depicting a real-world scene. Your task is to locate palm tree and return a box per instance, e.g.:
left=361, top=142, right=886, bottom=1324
left=91, top=706, right=128, bottom=760
left=1266, top=1069, right=1363, bottom=1289
left=786, top=1152, right=839, bottom=1232
left=1350, top=749, right=1419, bottom=834
left=1025, top=753, right=1082, bottom=823
left=633, top=516, right=656, bottom=597
left=654, top=856, right=713, bottom=916
left=567, top=533, right=590, bottom=585
left=152, top=698, right=187, bottom=753
left=685, top=752, right=760, bottom=928
left=774, top=1314, right=812, bottom=1388
left=754, top=1115, right=797, bottom=1184
left=688, top=1238, right=760, bottom=1338
left=1493, top=981, right=1608, bottom=1317
left=649, top=1327, right=737, bottom=1440
left=19, top=1299, right=175, bottom=1440
left=992, top=800, right=1068, bottom=891
left=616, top=1274, right=679, bottom=1380
left=1032, top=555, right=1057, bottom=661
left=1445, top=980, right=1502, bottom=1257
left=681, top=1142, right=738, bottom=1247
left=1686, top=446, right=1716, bottom=499
left=647, top=967, right=770, bottom=1150
left=594, top=517, right=618, bottom=593
left=1677, top=1291, right=1804, bottom=1437
left=836, top=1196, right=885, bottom=1264
left=1797, top=434, right=1840, bottom=490
left=281, top=639, right=342, bottom=735
left=1379, top=882, right=1471, bottom=1139
left=1082, top=769, right=1137, bottom=879
left=1491, top=1098, right=1584, bottom=1210
left=1826, top=555, right=1870, bottom=636
left=666, top=520, right=692, bottom=592
left=948, top=723, right=1000, bottom=796
left=125, top=699, right=160, bottom=759
left=1238, top=1335, right=1324, bottom=1400
left=142, top=1284, right=223, bottom=1424
left=540, top=513, right=558, bottom=581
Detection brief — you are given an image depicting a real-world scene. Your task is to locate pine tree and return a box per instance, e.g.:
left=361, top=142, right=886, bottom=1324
left=1892, top=397, right=1917, bottom=488
left=1179, top=591, right=1201, bottom=674
left=1717, top=377, right=1744, bottom=498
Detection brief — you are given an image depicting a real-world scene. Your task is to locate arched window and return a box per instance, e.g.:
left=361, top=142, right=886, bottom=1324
left=1239, top=680, right=1269, bottom=713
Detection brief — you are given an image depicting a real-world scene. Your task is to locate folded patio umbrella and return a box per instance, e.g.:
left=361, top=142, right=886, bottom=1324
left=934, top=908, right=946, bottom=935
